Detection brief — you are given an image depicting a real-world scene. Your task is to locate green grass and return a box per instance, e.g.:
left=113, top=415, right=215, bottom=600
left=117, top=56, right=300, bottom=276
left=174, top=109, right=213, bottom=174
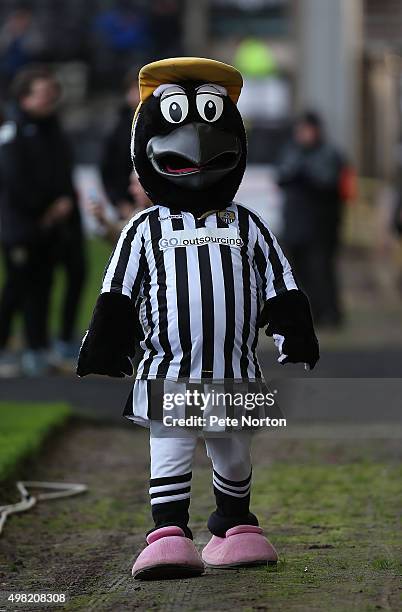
left=0, top=402, right=71, bottom=481
left=2, top=427, right=401, bottom=610
left=247, top=461, right=402, bottom=608
left=253, top=462, right=402, bottom=533
left=189, top=448, right=402, bottom=609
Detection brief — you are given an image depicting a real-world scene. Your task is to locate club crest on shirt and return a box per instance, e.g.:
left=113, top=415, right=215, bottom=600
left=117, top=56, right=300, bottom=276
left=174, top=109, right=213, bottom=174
left=218, top=210, right=236, bottom=224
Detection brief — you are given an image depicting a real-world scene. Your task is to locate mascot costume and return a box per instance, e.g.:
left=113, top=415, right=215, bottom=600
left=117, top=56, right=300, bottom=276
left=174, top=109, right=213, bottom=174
left=77, top=58, right=319, bottom=580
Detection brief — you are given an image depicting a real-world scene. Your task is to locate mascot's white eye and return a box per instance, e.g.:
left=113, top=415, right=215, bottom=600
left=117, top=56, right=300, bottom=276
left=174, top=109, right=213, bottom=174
left=160, top=94, right=189, bottom=123
left=196, top=93, right=224, bottom=122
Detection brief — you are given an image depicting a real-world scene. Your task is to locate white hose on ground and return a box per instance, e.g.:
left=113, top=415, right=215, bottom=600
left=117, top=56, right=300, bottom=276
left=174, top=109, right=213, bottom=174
left=0, top=481, right=88, bottom=536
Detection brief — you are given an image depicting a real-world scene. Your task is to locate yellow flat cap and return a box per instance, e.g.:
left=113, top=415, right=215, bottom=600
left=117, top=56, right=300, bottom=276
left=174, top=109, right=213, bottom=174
left=138, top=57, right=243, bottom=105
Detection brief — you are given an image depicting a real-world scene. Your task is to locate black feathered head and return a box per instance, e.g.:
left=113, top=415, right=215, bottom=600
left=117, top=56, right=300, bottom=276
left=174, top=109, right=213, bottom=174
left=131, top=58, right=247, bottom=213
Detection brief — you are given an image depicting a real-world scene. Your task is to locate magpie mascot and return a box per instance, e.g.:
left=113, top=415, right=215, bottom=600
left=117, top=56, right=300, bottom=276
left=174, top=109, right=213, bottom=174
left=77, top=57, right=319, bottom=580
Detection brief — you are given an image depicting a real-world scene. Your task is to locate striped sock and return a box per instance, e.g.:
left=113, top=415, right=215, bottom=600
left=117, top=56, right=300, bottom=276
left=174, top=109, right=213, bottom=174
left=149, top=471, right=192, bottom=506
left=212, top=470, right=252, bottom=499
left=149, top=471, right=193, bottom=539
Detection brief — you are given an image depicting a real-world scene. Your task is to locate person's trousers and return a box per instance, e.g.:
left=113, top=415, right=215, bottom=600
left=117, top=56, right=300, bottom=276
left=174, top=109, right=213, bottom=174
left=149, top=422, right=258, bottom=539
left=285, top=241, right=341, bottom=324
left=54, top=233, right=86, bottom=343
left=0, top=241, right=53, bottom=350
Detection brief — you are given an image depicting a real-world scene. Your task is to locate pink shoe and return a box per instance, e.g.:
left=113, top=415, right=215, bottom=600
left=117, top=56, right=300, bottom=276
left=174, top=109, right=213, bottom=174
left=132, top=526, right=204, bottom=580
left=202, top=525, right=278, bottom=568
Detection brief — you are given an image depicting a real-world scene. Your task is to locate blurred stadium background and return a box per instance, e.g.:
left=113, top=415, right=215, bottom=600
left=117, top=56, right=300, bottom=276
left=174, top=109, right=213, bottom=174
left=1, top=0, right=401, bottom=169
left=0, top=0, right=402, bottom=382
left=1, top=4, right=402, bottom=609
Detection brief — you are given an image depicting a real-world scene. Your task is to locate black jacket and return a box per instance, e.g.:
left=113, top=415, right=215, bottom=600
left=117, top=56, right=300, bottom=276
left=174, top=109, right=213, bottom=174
left=276, top=141, right=344, bottom=246
left=0, top=107, right=80, bottom=246
left=101, top=104, right=133, bottom=206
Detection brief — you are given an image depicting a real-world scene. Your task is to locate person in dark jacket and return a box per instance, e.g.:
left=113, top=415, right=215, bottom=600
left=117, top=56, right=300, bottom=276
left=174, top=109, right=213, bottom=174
left=0, top=66, right=85, bottom=374
left=276, top=111, right=345, bottom=327
left=101, top=69, right=139, bottom=217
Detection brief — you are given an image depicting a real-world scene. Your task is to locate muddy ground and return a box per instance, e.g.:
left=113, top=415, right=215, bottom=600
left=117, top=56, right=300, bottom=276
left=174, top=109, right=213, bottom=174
left=0, top=422, right=401, bottom=611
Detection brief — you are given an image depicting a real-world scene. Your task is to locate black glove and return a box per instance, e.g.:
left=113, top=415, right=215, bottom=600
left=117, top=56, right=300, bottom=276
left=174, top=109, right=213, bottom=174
left=259, top=289, right=319, bottom=370
left=77, top=292, right=136, bottom=378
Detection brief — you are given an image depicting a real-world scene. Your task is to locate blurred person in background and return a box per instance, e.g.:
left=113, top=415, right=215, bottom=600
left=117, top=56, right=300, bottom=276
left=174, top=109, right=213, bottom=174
left=276, top=111, right=346, bottom=328
left=91, top=0, right=150, bottom=87
left=0, top=66, right=84, bottom=375
left=101, top=69, right=139, bottom=218
left=0, top=5, right=45, bottom=87
left=86, top=171, right=151, bottom=377
left=149, top=0, right=183, bottom=58
left=390, top=184, right=402, bottom=294
left=89, top=171, right=151, bottom=244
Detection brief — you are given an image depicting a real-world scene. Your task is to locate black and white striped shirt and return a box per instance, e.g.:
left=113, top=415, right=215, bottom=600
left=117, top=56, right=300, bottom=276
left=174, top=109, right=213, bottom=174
left=102, top=202, right=297, bottom=381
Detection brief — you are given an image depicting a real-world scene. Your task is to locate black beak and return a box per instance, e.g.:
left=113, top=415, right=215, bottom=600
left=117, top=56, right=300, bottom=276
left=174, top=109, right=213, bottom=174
left=146, top=122, right=241, bottom=189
